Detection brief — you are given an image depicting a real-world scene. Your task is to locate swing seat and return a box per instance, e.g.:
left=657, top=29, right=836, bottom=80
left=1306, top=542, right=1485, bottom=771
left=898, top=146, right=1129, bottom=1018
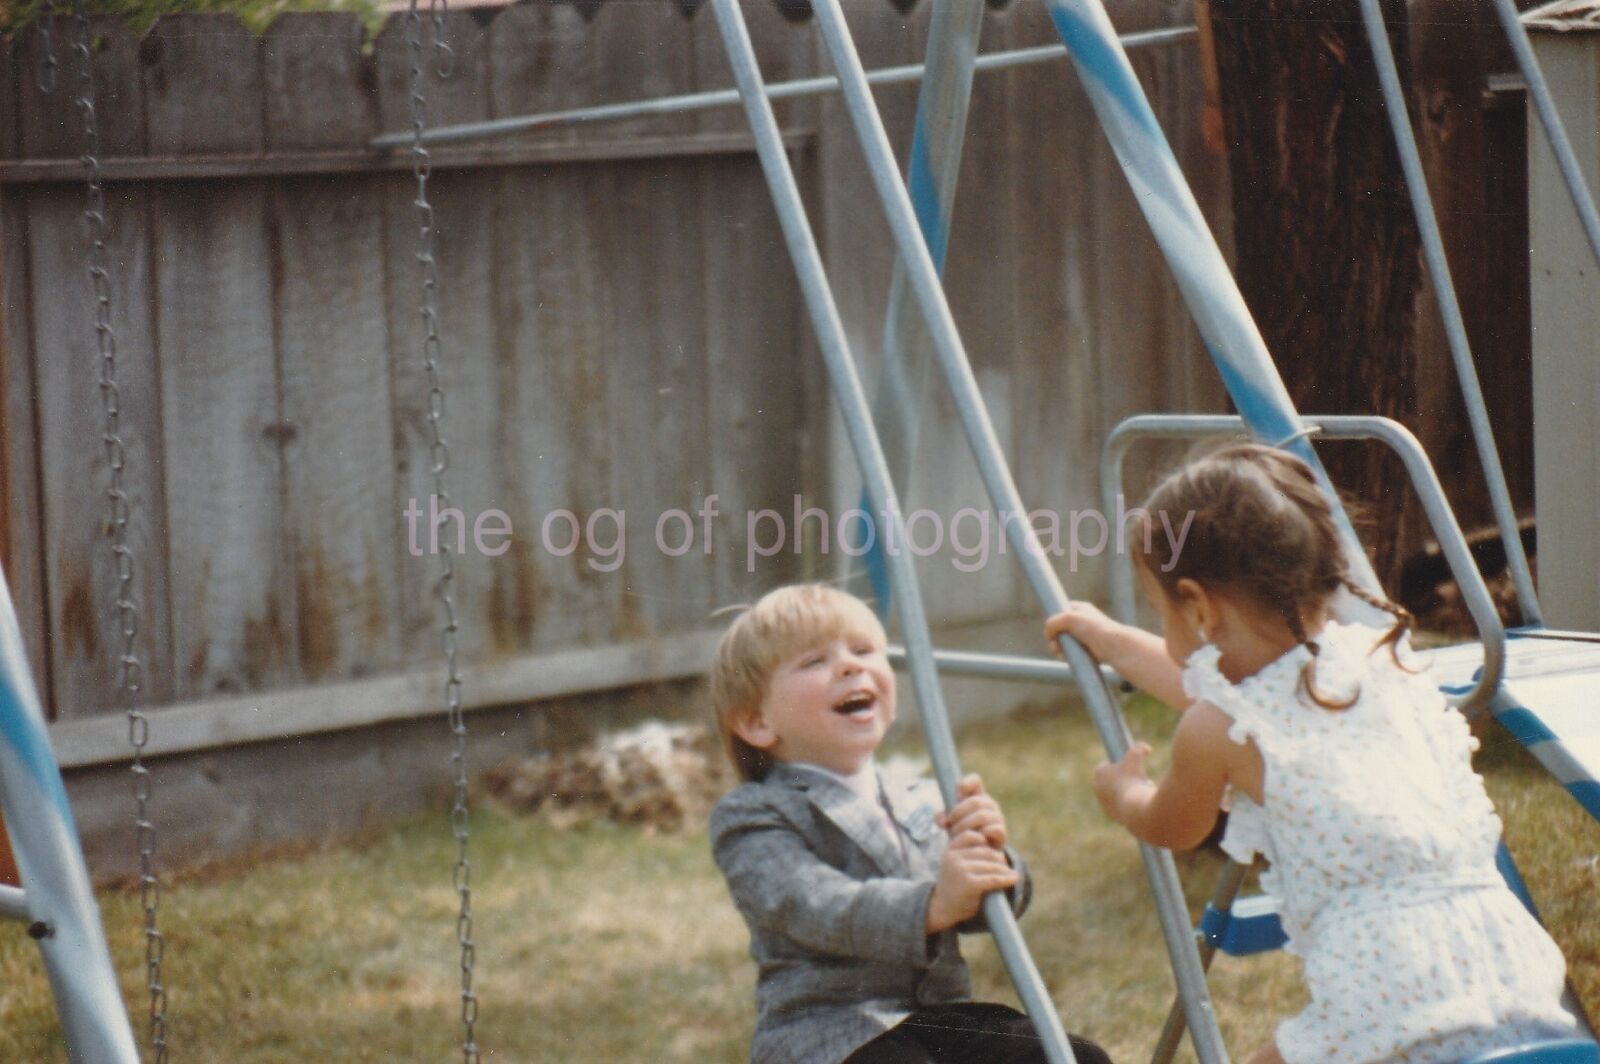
left=1461, top=1038, right=1600, bottom=1064
left=1196, top=893, right=1287, bottom=957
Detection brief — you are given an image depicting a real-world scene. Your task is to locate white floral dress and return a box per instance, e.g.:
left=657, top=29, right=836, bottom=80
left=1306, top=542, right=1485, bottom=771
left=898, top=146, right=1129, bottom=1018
left=1184, top=620, right=1575, bottom=1063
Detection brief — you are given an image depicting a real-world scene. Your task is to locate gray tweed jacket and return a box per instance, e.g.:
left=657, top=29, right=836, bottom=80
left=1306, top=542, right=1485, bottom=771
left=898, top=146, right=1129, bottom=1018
left=710, top=761, right=1032, bottom=1064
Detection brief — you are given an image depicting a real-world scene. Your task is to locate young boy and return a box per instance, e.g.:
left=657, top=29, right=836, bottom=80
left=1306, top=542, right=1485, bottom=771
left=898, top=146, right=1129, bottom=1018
left=709, top=584, right=1112, bottom=1064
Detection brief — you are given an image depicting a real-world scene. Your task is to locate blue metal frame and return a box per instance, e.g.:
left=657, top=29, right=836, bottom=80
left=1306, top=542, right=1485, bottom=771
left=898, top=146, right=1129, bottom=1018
left=705, top=2, right=1079, bottom=1058
left=856, top=0, right=986, bottom=617
left=0, top=565, right=139, bottom=1061
left=797, top=0, right=1231, bottom=1056
left=1354, top=0, right=1542, bottom=624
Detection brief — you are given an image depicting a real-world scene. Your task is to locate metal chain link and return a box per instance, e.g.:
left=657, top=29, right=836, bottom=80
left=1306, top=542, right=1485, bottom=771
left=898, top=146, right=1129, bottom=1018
left=36, top=2, right=59, bottom=94
left=405, top=5, right=478, bottom=1061
left=428, top=0, right=456, bottom=79
left=71, top=9, right=169, bottom=1062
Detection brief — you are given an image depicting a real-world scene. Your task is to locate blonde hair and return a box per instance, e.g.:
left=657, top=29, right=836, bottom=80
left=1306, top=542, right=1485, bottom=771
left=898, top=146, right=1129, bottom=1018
left=710, top=584, right=888, bottom=781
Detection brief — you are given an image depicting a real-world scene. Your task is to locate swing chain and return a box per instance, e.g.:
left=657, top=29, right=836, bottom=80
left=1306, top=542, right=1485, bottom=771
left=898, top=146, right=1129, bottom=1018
left=72, top=8, right=168, bottom=1061
left=406, top=4, right=478, bottom=1061
left=429, top=0, right=456, bottom=80
left=36, top=1, right=59, bottom=93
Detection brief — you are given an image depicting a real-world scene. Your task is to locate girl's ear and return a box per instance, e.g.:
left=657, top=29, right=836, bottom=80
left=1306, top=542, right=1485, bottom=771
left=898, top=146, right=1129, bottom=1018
left=1174, top=577, right=1221, bottom=638
left=730, top=707, right=779, bottom=752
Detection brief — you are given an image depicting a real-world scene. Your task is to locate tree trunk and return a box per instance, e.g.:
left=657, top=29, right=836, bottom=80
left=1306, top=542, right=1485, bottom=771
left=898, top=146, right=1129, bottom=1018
left=1198, top=0, right=1423, bottom=589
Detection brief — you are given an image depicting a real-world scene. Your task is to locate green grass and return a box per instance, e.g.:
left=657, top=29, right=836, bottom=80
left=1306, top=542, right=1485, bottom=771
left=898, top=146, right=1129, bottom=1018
left=1, top=697, right=1595, bottom=1061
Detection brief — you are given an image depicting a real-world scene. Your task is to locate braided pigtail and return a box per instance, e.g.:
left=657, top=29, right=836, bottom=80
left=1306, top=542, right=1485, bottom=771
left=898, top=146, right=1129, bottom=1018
left=1284, top=607, right=1357, bottom=710
left=1340, top=576, right=1418, bottom=672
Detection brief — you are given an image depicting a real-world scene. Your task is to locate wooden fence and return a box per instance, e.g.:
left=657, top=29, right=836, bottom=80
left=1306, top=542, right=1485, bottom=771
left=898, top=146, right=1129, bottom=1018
left=0, top=0, right=1226, bottom=768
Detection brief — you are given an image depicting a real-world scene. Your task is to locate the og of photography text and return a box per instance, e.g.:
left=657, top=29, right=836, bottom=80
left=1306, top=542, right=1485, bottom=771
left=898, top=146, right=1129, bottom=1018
left=403, top=494, right=1194, bottom=573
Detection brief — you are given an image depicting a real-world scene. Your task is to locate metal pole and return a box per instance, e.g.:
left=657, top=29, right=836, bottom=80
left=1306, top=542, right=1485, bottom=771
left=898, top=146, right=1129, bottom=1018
left=855, top=0, right=986, bottom=614
left=705, top=1, right=1077, bottom=1060
left=1039, top=0, right=1383, bottom=627
left=1151, top=860, right=1251, bottom=1064
left=368, top=28, right=1196, bottom=150
left=1493, top=0, right=1600, bottom=272
left=1355, top=0, right=1542, bottom=626
left=0, top=567, right=139, bottom=1063
left=806, top=0, right=1227, bottom=1058
left=887, top=644, right=1123, bottom=687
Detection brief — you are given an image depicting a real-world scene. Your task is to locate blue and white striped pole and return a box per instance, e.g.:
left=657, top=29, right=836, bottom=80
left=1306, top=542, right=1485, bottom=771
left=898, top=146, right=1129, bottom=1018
left=1041, top=0, right=1384, bottom=607
left=0, top=566, right=138, bottom=1062
left=856, top=0, right=985, bottom=616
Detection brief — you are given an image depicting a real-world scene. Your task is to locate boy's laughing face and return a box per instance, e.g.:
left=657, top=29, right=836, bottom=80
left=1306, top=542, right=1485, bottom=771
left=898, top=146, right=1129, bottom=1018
left=735, top=627, right=897, bottom=777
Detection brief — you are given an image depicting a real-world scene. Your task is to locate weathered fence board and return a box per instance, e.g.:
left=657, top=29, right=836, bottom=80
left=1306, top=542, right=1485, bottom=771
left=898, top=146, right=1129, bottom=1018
left=0, top=189, right=48, bottom=693
left=702, top=153, right=809, bottom=601
left=156, top=182, right=292, bottom=698
left=599, top=156, right=715, bottom=634
left=31, top=183, right=175, bottom=718
left=262, top=15, right=399, bottom=685
left=1088, top=5, right=1176, bottom=488
left=486, top=163, right=620, bottom=653
left=274, top=175, right=403, bottom=682
left=1006, top=1, right=1104, bottom=610
left=14, top=18, right=150, bottom=160
left=264, top=13, right=376, bottom=151
left=140, top=12, right=292, bottom=701
left=589, top=1, right=700, bottom=140
left=145, top=15, right=265, bottom=156
left=1163, top=22, right=1230, bottom=419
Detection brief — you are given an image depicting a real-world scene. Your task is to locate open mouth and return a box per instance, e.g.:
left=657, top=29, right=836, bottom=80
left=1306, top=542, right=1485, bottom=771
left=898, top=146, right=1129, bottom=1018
left=833, top=691, right=877, bottom=718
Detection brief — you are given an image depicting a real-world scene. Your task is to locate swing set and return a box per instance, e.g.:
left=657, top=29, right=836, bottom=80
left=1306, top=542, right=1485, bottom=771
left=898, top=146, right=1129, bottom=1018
left=1, top=0, right=1598, bottom=1061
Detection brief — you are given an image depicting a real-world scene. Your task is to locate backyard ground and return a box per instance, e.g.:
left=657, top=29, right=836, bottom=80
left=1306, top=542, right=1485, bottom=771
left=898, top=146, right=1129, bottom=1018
left=1, top=693, right=1595, bottom=1061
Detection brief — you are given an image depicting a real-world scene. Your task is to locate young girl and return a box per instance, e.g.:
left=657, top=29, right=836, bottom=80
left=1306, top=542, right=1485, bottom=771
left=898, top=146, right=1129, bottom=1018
left=1045, top=444, right=1576, bottom=1064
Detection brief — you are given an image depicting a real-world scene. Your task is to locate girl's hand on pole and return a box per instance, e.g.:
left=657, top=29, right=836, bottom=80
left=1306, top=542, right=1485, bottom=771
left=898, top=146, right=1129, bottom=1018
left=1093, top=741, right=1155, bottom=825
left=1044, top=601, right=1122, bottom=660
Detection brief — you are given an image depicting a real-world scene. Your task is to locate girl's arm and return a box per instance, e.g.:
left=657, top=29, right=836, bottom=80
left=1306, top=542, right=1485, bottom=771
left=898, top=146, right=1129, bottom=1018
left=1093, top=701, right=1235, bottom=851
left=1044, top=603, right=1189, bottom=709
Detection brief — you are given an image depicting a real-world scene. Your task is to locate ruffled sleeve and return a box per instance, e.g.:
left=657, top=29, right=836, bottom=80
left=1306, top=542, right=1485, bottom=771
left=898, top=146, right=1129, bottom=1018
left=1182, top=643, right=1269, bottom=748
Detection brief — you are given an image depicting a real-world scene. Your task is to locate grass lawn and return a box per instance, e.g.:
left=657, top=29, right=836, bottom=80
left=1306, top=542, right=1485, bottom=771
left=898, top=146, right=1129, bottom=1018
left=1, top=694, right=1596, bottom=1061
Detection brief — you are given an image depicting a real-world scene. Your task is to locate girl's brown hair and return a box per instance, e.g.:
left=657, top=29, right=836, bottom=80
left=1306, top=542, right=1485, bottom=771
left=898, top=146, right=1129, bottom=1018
left=1134, top=443, right=1413, bottom=708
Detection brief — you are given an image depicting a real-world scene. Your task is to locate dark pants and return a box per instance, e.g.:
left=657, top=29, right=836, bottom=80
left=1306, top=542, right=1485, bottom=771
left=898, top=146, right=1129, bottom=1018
left=842, top=1003, right=1113, bottom=1064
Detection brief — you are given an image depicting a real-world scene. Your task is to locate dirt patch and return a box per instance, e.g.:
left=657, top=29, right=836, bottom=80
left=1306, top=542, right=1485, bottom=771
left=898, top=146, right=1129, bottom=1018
left=484, top=721, right=734, bottom=833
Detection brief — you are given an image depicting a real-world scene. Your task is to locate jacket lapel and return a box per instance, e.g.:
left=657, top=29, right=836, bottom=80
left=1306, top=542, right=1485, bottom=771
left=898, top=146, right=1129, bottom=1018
left=881, top=773, right=944, bottom=878
left=776, top=764, right=906, bottom=876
